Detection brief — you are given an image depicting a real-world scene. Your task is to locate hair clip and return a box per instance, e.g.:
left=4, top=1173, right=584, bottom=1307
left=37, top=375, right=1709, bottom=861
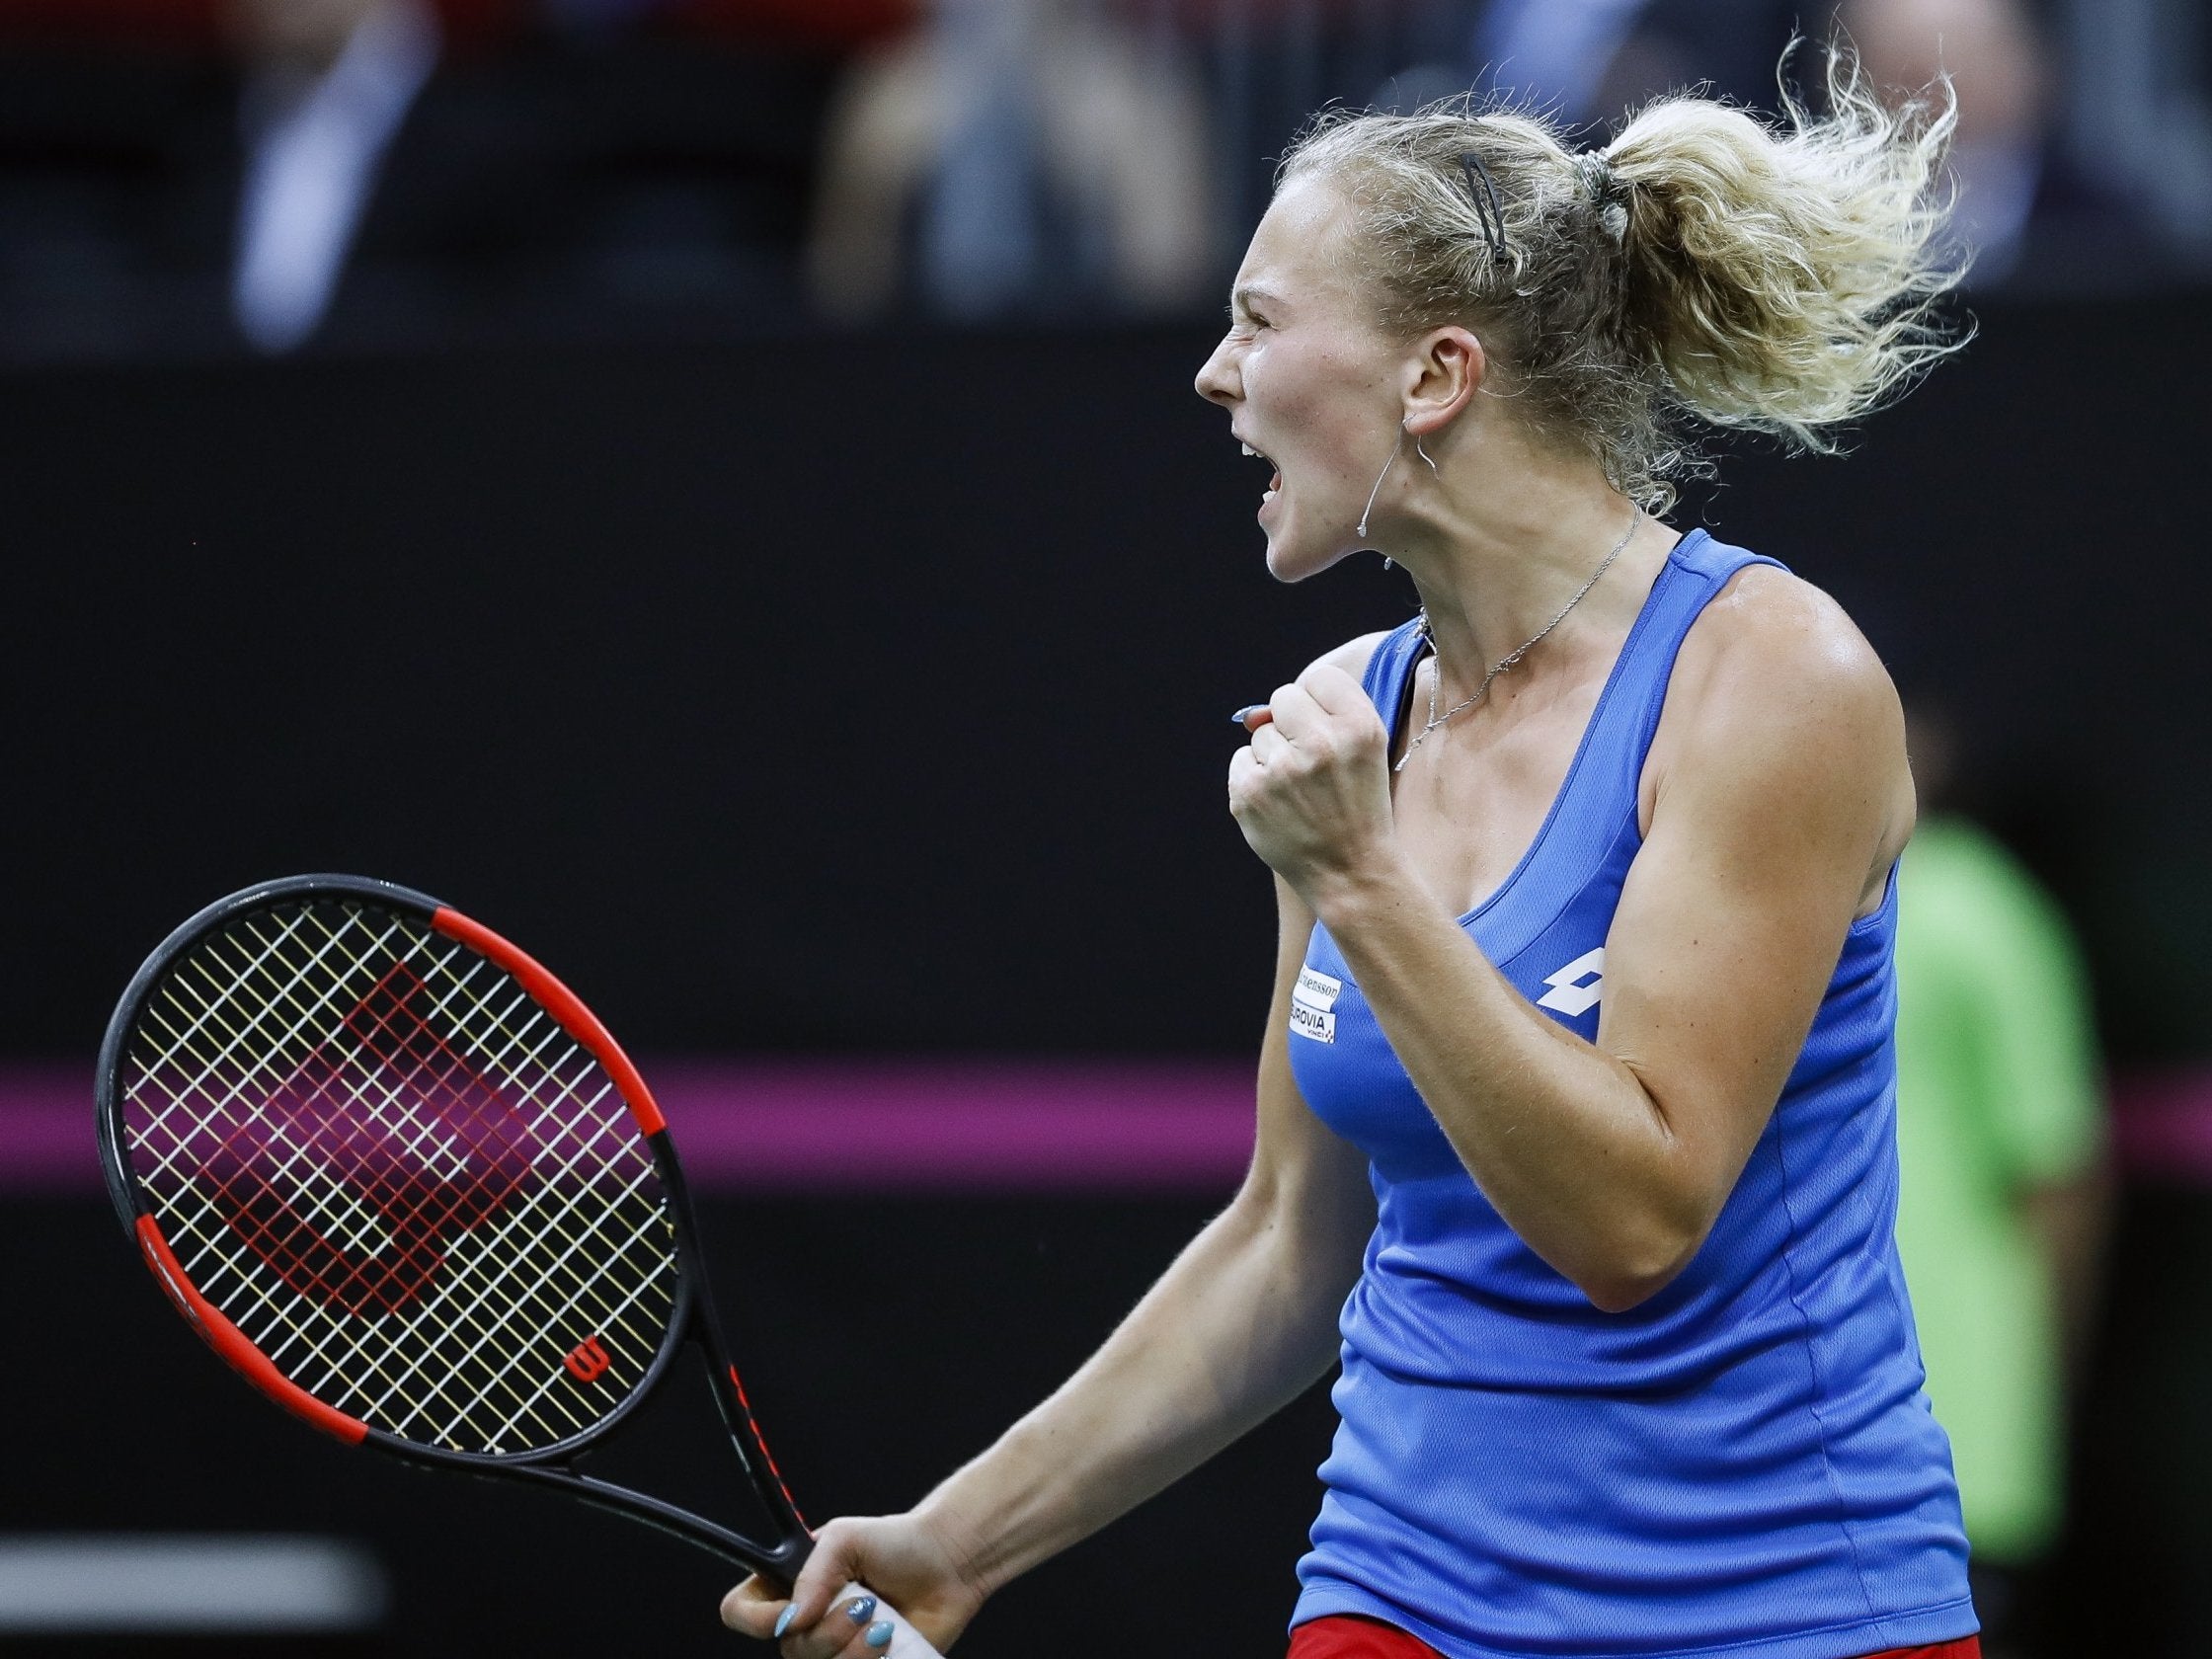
left=1457, top=150, right=1512, bottom=267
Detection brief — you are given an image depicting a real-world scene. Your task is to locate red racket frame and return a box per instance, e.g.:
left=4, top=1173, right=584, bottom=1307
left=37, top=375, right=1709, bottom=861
left=95, top=874, right=814, bottom=1585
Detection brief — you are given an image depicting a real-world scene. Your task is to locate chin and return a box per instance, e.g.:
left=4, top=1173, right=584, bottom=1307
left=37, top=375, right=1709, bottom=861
left=1262, top=520, right=1353, bottom=585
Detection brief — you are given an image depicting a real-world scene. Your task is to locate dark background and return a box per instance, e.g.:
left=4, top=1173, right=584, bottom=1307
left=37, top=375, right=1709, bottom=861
left=6, top=290, right=2207, bottom=1068
left=2, top=1193, right=1346, bottom=1659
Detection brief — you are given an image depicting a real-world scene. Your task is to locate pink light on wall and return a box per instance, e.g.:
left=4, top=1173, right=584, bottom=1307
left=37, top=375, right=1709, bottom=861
left=21, top=1061, right=1258, bottom=1194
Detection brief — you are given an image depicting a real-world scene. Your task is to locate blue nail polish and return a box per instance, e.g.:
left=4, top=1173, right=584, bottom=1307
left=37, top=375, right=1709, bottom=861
left=865, top=1620, right=895, bottom=1649
left=1231, top=705, right=1260, bottom=726
left=845, top=1596, right=877, bottom=1624
left=773, top=1606, right=796, bottom=1638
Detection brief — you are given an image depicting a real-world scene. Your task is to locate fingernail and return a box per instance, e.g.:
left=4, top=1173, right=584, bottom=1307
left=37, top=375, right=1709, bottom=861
left=865, top=1620, right=896, bottom=1649
left=773, top=1606, right=796, bottom=1638
left=1231, top=705, right=1263, bottom=727
left=845, top=1596, right=877, bottom=1624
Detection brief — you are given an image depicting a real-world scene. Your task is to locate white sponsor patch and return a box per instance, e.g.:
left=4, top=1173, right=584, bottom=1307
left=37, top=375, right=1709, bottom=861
left=1291, top=965, right=1342, bottom=1043
left=1535, top=947, right=1606, bottom=1016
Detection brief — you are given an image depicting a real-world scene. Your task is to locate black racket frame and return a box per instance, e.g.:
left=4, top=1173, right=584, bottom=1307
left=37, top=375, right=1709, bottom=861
left=95, top=873, right=815, bottom=1586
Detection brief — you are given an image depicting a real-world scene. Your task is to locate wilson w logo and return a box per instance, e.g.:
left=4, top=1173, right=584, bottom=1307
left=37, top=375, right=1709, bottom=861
left=563, top=1336, right=612, bottom=1383
left=1535, top=948, right=1605, bottom=1016
left=207, top=963, right=532, bottom=1319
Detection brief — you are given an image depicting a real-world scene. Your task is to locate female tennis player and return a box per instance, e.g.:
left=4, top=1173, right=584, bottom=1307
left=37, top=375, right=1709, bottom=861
left=726, top=52, right=1979, bottom=1659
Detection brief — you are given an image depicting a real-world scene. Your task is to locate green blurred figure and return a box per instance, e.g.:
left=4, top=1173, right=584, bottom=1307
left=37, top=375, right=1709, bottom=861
left=1894, top=718, right=2109, bottom=1659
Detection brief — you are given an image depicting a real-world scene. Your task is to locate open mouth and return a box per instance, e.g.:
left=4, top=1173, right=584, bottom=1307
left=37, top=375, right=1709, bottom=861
left=1241, top=440, right=1283, bottom=500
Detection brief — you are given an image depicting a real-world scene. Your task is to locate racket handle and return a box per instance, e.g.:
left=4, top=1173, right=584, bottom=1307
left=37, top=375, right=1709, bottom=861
left=831, top=1582, right=947, bottom=1658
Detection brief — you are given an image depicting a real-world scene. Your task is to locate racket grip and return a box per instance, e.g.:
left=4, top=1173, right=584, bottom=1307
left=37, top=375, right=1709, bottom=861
left=832, top=1582, right=948, bottom=1658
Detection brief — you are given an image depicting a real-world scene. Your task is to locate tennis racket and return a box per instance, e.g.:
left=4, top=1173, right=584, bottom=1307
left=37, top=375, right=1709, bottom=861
left=96, top=873, right=943, bottom=1654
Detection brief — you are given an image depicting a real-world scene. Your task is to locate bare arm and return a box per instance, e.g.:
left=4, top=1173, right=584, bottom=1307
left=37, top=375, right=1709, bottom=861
left=727, top=878, right=1374, bottom=1653
left=918, top=876, right=1373, bottom=1592
left=1230, top=573, right=1913, bottom=1310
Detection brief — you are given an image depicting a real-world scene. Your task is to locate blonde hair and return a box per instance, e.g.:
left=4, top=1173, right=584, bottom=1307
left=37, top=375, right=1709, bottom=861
left=1278, top=51, right=1965, bottom=511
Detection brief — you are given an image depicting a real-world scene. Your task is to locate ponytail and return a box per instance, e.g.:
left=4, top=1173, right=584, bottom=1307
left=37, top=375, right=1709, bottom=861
left=1607, top=53, right=1962, bottom=451
left=1278, top=49, right=1966, bottom=509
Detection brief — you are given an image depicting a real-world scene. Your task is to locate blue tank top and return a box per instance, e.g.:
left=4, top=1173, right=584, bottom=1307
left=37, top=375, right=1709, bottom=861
left=1287, top=530, right=1973, bottom=1659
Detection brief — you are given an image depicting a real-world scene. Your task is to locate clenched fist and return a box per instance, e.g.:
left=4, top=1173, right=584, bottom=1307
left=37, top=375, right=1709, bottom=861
left=1227, top=663, right=1396, bottom=905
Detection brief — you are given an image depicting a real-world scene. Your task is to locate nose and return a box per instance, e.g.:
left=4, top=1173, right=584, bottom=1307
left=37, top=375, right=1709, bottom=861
left=1194, top=332, right=1240, bottom=408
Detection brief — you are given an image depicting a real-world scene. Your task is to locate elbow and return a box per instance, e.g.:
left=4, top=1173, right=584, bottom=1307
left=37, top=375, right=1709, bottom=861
left=1565, top=1095, right=1725, bottom=1312
left=1578, top=1267, right=1682, bottom=1315
left=1571, top=1217, right=1710, bottom=1314
left=1225, top=1166, right=1368, bottom=1299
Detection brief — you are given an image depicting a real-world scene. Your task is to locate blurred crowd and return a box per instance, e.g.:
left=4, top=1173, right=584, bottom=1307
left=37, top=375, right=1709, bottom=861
left=0, top=0, right=2206, bottom=359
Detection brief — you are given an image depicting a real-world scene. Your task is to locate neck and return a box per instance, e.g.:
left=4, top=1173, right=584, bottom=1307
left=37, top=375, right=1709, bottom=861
left=1381, top=422, right=1670, bottom=687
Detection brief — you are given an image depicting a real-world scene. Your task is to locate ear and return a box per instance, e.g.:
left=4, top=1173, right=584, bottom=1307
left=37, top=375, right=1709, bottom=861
left=1401, top=326, right=1485, bottom=436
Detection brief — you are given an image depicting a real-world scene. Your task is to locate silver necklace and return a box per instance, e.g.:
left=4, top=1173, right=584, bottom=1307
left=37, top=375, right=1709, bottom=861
left=1394, top=509, right=1641, bottom=774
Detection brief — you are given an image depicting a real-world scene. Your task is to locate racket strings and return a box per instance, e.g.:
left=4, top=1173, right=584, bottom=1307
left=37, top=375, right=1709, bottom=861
left=146, top=931, right=626, bottom=1446
left=235, top=916, right=665, bottom=1442
left=186, top=960, right=605, bottom=1442
left=141, top=936, right=594, bottom=1438
left=121, top=900, right=679, bottom=1456
left=148, top=915, right=664, bottom=1451
left=204, top=963, right=510, bottom=1315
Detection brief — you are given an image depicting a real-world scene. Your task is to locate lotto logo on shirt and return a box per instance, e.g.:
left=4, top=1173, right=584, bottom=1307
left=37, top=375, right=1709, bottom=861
left=1291, top=965, right=1342, bottom=1044
left=1535, top=947, right=1606, bottom=1017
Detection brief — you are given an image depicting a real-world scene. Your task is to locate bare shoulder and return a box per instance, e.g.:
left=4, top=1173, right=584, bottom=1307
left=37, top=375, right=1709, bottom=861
left=1647, top=564, right=1913, bottom=864
left=1669, top=564, right=1899, bottom=737
left=1307, top=629, right=1394, bottom=683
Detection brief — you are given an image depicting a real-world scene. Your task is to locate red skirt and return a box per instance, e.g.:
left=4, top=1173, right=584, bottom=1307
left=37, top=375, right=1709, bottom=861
left=1288, top=1615, right=1982, bottom=1659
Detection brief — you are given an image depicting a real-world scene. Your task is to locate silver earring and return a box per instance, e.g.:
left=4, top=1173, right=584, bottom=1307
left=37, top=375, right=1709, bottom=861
left=1356, top=424, right=1408, bottom=541
left=1362, top=424, right=1434, bottom=567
